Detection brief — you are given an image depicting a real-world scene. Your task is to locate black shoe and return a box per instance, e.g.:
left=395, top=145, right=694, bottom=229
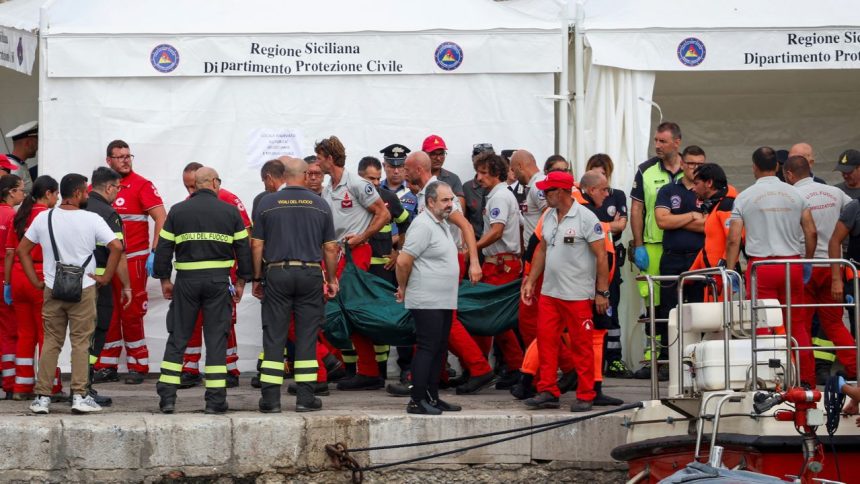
left=259, top=399, right=281, bottom=413
left=570, top=399, right=593, bottom=412
left=399, top=370, right=410, bottom=385
left=4, top=391, right=12, bottom=400
left=288, top=382, right=330, bottom=396
left=447, top=369, right=470, bottom=388
left=336, top=374, right=384, bottom=391
left=88, top=388, right=112, bottom=407
left=495, top=369, right=521, bottom=390
left=510, top=372, right=536, bottom=400
left=524, top=391, right=560, bottom=409
left=406, top=399, right=442, bottom=415
left=124, top=371, right=145, bottom=385
left=204, top=404, right=228, bottom=415
left=159, top=398, right=175, bottom=414
left=296, top=397, right=322, bottom=412
left=430, top=398, right=461, bottom=412
left=633, top=365, right=652, bottom=380
left=657, top=365, right=669, bottom=382
left=605, top=360, right=634, bottom=379
left=386, top=382, right=411, bottom=397
left=251, top=374, right=262, bottom=388
left=557, top=371, right=578, bottom=394
left=179, top=372, right=202, bottom=389
left=326, top=366, right=347, bottom=383
left=92, top=368, right=119, bottom=384
left=593, top=382, right=622, bottom=406
left=456, top=371, right=497, bottom=395
left=226, top=374, right=240, bottom=389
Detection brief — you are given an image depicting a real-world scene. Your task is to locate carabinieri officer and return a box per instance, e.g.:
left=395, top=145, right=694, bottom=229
left=252, top=156, right=340, bottom=413
left=153, top=167, right=251, bottom=414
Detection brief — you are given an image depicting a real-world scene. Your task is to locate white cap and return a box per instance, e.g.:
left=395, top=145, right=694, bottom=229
left=6, top=121, right=37, bottom=140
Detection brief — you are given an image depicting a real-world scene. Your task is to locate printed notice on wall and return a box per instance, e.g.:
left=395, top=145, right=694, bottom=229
left=246, top=128, right=305, bottom=168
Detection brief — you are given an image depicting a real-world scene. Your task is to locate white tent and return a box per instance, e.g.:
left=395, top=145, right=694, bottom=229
left=0, top=0, right=566, bottom=371
left=574, top=0, right=860, bottom=366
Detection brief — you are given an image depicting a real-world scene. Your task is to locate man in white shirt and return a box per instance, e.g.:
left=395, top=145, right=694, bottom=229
left=783, top=155, right=857, bottom=381
left=18, top=173, right=122, bottom=414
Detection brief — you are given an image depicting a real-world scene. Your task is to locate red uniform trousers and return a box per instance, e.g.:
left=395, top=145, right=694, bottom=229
left=801, top=266, right=857, bottom=378
left=746, top=255, right=815, bottom=386
left=476, top=258, right=524, bottom=371
left=536, top=296, right=595, bottom=401
left=287, top=316, right=329, bottom=382
left=0, top=291, right=14, bottom=393
left=182, top=300, right=240, bottom=376
left=11, top=265, right=61, bottom=394
left=335, top=243, right=379, bottom=377
left=96, top=256, right=150, bottom=373
left=518, top=276, right=543, bottom=346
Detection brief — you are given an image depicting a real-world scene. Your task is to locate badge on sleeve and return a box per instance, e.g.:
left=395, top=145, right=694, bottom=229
left=364, top=184, right=374, bottom=196
left=594, top=223, right=603, bottom=235
left=490, top=207, right=501, bottom=219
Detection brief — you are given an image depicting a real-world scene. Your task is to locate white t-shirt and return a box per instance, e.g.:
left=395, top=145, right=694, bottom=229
left=417, top=176, right=462, bottom=247
left=322, top=170, right=380, bottom=241
left=793, top=177, right=851, bottom=259
left=25, top=208, right=116, bottom=289
left=522, top=171, right=547, bottom=244
left=401, top=211, right=459, bottom=310
left=540, top=203, right=604, bottom=301
left=731, top=176, right=809, bottom=257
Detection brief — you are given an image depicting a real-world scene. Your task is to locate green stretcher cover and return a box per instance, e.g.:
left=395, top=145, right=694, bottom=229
left=323, top=259, right=520, bottom=346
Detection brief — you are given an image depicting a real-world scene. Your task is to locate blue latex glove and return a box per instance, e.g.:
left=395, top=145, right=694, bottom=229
left=145, top=250, right=156, bottom=277
left=802, top=263, right=812, bottom=284
left=633, top=246, right=649, bottom=271
left=837, top=375, right=847, bottom=394
left=729, top=274, right=741, bottom=295
left=848, top=294, right=855, bottom=305
left=3, top=285, right=10, bottom=305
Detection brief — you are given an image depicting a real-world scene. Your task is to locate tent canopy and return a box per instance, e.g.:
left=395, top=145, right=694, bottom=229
left=582, top=0, right=860, bottom=72
left=43, top=0, right=559, bottom=35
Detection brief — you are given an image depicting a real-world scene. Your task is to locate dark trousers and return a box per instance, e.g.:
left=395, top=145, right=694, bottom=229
left=603, top=252, right=624, bottom=364
left=88, top=283, right=114, bottom=388
left=651, top=250, right=702, bottom=360
left=156, top=274, right=231, bottom=409
left=260, top=265, right=323, bottom=405
left=409, top=309, right=453, bottom=402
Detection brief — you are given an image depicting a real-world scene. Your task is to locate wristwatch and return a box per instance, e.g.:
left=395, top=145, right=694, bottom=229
left=597, top=289, right=610, bottom=298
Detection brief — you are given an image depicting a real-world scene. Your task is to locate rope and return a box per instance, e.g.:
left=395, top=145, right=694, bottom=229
left=325, top=402, right=642, bottom=483
left=823, top=375, right=845, bottom=481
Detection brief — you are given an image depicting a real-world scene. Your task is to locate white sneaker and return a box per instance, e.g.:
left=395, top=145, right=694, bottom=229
left=29, top=395, right=51, bottom=414
left=71, top=394, right=102, bottom=414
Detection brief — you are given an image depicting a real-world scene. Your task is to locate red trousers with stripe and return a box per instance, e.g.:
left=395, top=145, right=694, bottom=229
left=287, top=317, right=329, bottom=382
left=746, top=255, right=815, bottom=386
left=475, top=259, right=524, bottom=371
left=336, top=243, right=379, bottom=377
left=96, top=256, right=150, bottom=373
left=182, top=299, right=240, bottom=376
left=0, top=290, right=15, bottom=393
left=799, top=266, right=857, bottom=378
left=11, top=265, right=61, bottom=394
left=536, top=296, right=595, bottom=400
left=518, top=276, right=543, bottom=346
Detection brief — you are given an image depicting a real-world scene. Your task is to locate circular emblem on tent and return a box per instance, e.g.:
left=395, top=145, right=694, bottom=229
left=677, top=38, right=705, bottom=67
left=435, top=42, right=463, bottom=71
left=151, top=44, right=180, bottom=73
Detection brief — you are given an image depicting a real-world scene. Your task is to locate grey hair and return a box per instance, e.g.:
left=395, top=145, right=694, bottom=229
left=425, top=180, right=451, bottom=202
left=579, top=170, right=606, bottom=190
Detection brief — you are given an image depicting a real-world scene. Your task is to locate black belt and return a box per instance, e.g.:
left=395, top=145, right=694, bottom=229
left=267, top=260, right=321, bottom=268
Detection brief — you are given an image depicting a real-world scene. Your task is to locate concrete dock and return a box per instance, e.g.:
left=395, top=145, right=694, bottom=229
left=0, top=375, right=660, bottom=483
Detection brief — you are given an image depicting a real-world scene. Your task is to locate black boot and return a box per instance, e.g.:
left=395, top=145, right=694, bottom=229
left=295, top=383, right=322, bottom=412
left=156, top=382, right=177, bottom=414
left=259, top=386, right=281, bottom=413
left=592, top=381, right=623, bottom=406
left=510, top=373, right=536, bottom=400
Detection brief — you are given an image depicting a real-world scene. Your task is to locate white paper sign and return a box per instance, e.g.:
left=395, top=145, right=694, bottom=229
left=0, top=27, right=37, bottom=75
left=246, top=128, right=305, bottom=168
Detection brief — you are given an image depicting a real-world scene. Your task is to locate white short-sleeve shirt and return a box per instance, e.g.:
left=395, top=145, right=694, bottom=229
left=731, top=176, right=808, bottom=257
left=540, top=203, right=604, bottom=301
left=793, top=177, right=852, bottom=259
left=417, top=176, right=462, bottom=247
left=401, top=211, right=459, bottom=310
left=522, top=172, right=547, bottom=244
left=25, top=208, right=116, bottom=289
left=323, top=170, right=380, bottom=241
left=482, top=182, right=521, bottom=256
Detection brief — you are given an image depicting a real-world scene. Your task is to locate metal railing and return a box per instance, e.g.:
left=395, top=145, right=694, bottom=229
left=748, top=258, right=860, bottom=388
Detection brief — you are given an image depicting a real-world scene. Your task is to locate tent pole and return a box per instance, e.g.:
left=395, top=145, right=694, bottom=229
left=558, top=8, right=570, bottom=162
left=572, top=0, right=586, bottom=176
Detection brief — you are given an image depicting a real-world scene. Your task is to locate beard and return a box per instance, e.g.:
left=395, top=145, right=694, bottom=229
left=78, top=199, right=88, bottom=209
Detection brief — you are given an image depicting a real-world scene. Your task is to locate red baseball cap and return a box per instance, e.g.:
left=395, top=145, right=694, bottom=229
left=422, top=134, right=447, bottom=152
left=0, top=154, right=17, bottom=173
left=536, top=171, right=574, bottom=191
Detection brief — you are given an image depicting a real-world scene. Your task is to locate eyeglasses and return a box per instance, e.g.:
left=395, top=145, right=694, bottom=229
left=428, top=150, right=447, bottom=157
left=107, top=183, right=120, bottom=190
left=543, top=188, right=559, bottom=194
left=109, top=154, right=134, bottom=161
left=306, top=171, right=323, bottom=178
left=472, top=143, right=494, bottom=157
